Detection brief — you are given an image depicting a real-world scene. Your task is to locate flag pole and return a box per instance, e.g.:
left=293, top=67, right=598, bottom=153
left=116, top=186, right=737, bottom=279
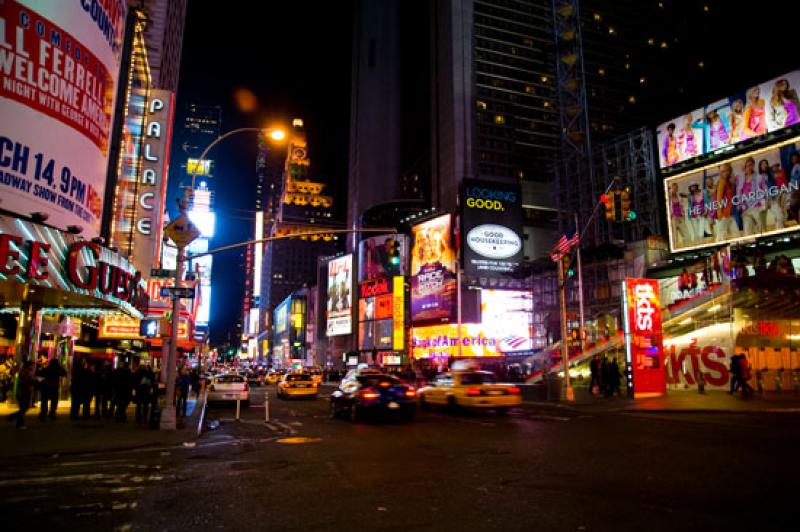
left=575, top=212, right=586, bottom=355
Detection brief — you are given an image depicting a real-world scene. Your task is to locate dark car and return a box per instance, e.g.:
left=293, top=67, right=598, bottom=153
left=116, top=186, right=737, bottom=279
left=330, top=372, right=416, bottom=422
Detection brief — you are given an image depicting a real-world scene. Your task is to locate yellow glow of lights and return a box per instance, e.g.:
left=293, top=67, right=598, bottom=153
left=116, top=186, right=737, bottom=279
left=267, top=129, right=286, bottom=141
left=707, top=304, right=722, bottom=313
left=679, top=317, right=692, bottom=325
left=787, top=335, right=800, bottom=341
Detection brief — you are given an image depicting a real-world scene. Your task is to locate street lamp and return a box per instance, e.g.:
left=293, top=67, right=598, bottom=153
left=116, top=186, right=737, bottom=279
left=161, top=126, right=286, bottom=430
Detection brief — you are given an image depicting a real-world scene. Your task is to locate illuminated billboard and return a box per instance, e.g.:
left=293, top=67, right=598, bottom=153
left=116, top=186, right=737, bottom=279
left=358, top=234, right=408, bottom=281
left=461, top=179, right=523, bottom=277
left=410, top=215, right=457, bottom=324
left=326, top=255, right=353, bottom=336
left=481, top=289, right=533, bottom=352
left=0, top=0, right=128, bottom=237
left=187, top=158, right=213, bottom=176
left=411, top=324, right=504, bottom=359
left=657, top=70, right=800, bottom=170
left=622, top=278, right=666, bottom=398
left=664, top=137, right=800, bottom=252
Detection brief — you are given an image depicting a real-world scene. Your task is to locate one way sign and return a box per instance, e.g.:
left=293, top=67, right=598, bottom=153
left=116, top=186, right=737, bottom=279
left=164, top=213, right=201, bottom=249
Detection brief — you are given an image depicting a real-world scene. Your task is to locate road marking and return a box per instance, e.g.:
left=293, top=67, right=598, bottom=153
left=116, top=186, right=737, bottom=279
left=276, top=437, right=321, bottom=444
left=426, top=413, right=495, bottom=427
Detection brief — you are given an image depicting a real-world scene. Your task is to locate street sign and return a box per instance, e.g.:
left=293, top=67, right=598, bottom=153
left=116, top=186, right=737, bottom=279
left=160, top=286, right=196, bottom=299
left=164, top=213, right=201, bottom=249
left=151, top=268, right=176, bottom=278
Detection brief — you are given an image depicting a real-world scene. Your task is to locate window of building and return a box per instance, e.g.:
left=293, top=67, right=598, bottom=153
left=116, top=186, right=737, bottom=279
left=494, top=115, right=506, bottom=125
left=476, top=100, right=487, bottom=110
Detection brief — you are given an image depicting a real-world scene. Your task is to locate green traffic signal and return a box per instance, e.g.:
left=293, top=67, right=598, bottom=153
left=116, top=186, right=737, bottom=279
left=627, top=211, right=637, bottom=221
left=567, top=268, right=575, bottom=277
left=390, top=256, right=400, bottom=265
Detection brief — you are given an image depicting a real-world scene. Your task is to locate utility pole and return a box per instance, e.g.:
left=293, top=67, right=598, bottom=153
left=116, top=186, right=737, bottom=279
left=575, top=212, right=586, bottom=355
left=160, top=245, right=184, bottom=430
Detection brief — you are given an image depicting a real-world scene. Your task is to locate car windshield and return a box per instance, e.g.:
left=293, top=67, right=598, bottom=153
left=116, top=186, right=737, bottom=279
left=216, top=375, right=244, bottom=383
left=287, top=374, right=312, bottom=382
left=459, top=372, right=496, bottom=385
left=358, top=375, right=400, bottom=387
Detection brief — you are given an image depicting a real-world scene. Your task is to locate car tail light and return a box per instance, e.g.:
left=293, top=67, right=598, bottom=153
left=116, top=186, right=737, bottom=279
left=208, top=384, right=215, bottom=392
left=508, top=386, right=520, bottom=394
left=405, top=389, right=416, bottom=397
left=379, top=381, right=391, bottom=388
left=466, top=387, right=481, bottom=396
left=360, top=390, right=379, bottom=399
left=243, top=383, right=249, bottom=391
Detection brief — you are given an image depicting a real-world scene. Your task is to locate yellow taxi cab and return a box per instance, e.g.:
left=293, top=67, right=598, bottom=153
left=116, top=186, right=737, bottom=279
left=276, top=372, right=319, bottom=399
left=304, top=367, right=323, bottom=386
left=418, top=367, right=521, bottom=413
left=265, top=370, right=283, bottom=385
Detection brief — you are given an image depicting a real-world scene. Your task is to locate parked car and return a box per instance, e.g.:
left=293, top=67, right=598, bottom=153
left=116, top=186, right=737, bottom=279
left=330, top=372, right=416, bottom=422
left=207, top=374, right=250, bottom=406
left=276, top=373, right=319, bottom=399
left=418, top=370, right=521, bottom=413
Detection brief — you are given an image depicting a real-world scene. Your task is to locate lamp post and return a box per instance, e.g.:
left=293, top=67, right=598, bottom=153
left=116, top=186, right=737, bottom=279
left=161, top=127, right=286, bottom=430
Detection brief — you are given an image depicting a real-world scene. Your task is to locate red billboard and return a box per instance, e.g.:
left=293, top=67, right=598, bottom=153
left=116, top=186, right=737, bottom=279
left=623, top=278, right=666, bottom=398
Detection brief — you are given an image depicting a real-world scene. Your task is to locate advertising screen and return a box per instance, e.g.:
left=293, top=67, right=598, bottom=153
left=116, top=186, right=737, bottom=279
left=481, top=289, right=533, bottom=352
left=461, top=179, right=523, bottom=277
left=664, top=138, right=800, bottom=252
left=622, top=278, right=666, bottom=398
left=0, top=1, right=128, bottom=238
left=358, top=234, right=408, bottom=281
left=656, top=70, right=800, bottom=170
left=274, top=298, right=290, bottom=335
left=326, top=255, right=353, bottom=336
left=411, top=324, right=504, bottom=359
left=187, top=158, right=212, bottom=176
left=410, top=215, right=457, bottom=324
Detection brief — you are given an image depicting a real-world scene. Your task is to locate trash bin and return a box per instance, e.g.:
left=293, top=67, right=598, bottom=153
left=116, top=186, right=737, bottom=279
left=546, top=374, right=562, bottom=401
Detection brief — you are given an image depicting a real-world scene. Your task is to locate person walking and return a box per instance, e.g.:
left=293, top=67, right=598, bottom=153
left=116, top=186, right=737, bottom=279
left=70, top=358, right=89, bottom=420
left=7, top=360, right=36, bottom=429
left=600, top=357, right=611, bottom=398
left=111, top=361, right=133, bottom=422
left=728, top=354, right=742, bottom=395
left=738, top=353, right=754, bottom=397
left=95, top=361, right=112, bottom=418
left=176, top=368, right=191, bottom=417
left=589, top=355, right=601, bottom=395
left=190, top=369, right=201, bottom=399
left=133, top=363, right=155, bottom=425
left=37, top=358, right=66, bottom=420
left=81, top=361, right=96, bottom=418
left=608, top=359, right=622, bottom=397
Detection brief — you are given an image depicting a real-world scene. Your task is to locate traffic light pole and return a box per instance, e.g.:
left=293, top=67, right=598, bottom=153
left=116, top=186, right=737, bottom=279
left=558, top=254, right=574, bottom=401
left=160, top=244, right=184, bottom=430
left=574, top=212, right=586, bottom=356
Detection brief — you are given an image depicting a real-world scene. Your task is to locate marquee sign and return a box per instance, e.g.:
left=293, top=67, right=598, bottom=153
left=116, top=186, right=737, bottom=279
left=0, top=214, right=147, bottom=316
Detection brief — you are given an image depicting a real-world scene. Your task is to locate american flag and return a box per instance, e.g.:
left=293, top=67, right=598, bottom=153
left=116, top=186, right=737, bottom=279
left=550, top=225, right=579, bottom=262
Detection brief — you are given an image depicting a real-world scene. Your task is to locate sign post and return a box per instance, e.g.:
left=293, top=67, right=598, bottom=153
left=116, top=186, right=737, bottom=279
left=160, top=212, right=201, bottom=430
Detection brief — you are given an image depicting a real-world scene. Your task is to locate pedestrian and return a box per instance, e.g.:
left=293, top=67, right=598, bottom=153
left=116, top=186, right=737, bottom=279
left=111, top=361, right=133, bottom=422
left=81, top=361, right=96, bottom=418
left=0, top=357, right=13, bottom=402
left=608, top=359, right=622, bottom=396
left=600, top=357, right=610, bottom=397
left=37, top=358, right=66, bottom=420
left=176, top=368, right=191, bottom=417
left=728, top=354, right=742, bottom=394
left=96, top=361, right=112, bottom=417
left=7, top=360, right=36, bottom=429
left=133, top=363, right=155, bottom=425
left=589, top=354, right=601, bottom=395
left=70, top=357, right=89, bottom=419
left=190, top=368, right=201, bottom=399
left=738, top=353, right=754, bottom=397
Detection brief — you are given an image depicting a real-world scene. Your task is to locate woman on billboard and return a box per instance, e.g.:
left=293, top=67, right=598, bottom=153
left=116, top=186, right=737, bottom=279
left=703, top=174, right=718, bottom=239
left=688, top=182, right=709, bottom=242
left=661, top=123, right=680, bottom=166
left=760, top=159, right=786, bottom=229
left=693, top=109, right=730, bottom=152
left=736, top=157, right=767, bottom=234
left=677, top=114, right=699, bottom=161
left=768, top=79, right=800, bottom=130
left=669, top=182, right=693, bottom=246
left=729, top=99, right=747, bottom=143
left=743, top=86, right=767, bottom=138
left=714, top=163, right=738, bottom=242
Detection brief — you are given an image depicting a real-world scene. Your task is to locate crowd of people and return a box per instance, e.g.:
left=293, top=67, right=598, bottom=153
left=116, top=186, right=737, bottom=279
left=588, top=354, right=624, bottom=398
left=3, top=355, right=201, bottom=429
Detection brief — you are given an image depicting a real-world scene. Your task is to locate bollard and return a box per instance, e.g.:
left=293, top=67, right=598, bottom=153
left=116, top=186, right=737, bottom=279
left=264, top=392, right=270, bottom=422
left=236, top=399, right=241, bottom=420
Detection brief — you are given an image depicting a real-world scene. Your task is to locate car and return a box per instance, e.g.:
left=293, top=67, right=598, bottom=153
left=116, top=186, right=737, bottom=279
left=330, top=372, right=416, bottom=422
left=304, top=367, right=323, bottom=385
left=207, top=374, right=250, bottom=406
left=266, top=370, right=284, bottom=385
left=276, top=373, right=319, bottom=399
left=418, top=370, right=521, bottom=413
left=242, top=370, right=264, bottom=387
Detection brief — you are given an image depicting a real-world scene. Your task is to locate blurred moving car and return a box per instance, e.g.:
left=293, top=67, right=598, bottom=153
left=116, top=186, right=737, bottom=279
left=265, top=370, right=283, bottom=385
left=418, top=370, right=521, bottom=413
left=330, top=372, right=416, bottom=422
left=276, top=373, right=319, bottom=399
left=207, top=374, right=250, bottom=406
left=305, top=367, right=323, bottom=385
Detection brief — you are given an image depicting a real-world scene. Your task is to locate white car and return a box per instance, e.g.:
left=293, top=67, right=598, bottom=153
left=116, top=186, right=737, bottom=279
left=207, top=374, right=250, bottom=405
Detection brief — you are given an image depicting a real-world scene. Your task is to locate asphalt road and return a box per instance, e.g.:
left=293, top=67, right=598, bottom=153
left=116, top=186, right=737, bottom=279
left=2, top=385, right=798, bottom=531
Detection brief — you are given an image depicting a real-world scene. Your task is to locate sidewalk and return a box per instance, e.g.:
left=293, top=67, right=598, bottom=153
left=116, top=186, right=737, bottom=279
left=0, top=396, right=204, bottom=459
left=524, top=385, right=800, bottom=414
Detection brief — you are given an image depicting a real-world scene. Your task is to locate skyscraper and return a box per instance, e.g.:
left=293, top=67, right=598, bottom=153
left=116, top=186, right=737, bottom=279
left=139, top=0, right=188, bottom=92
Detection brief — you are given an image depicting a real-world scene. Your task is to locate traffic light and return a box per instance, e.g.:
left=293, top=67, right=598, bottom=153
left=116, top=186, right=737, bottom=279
left=602, top=192, right=616, bottom=221
left=387, top=238, right=401, bottom=266
left=563, top=254, right=575, bottom=278
left=620, top=187, right=635, bottom=221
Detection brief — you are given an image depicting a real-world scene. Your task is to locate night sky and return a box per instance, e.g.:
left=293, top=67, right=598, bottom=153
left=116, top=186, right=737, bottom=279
left=175, top=2, right=353, bottom=345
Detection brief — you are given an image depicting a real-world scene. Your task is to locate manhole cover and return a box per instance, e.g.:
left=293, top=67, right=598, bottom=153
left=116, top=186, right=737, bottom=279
left=276, top=437, right=321, bottom=444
